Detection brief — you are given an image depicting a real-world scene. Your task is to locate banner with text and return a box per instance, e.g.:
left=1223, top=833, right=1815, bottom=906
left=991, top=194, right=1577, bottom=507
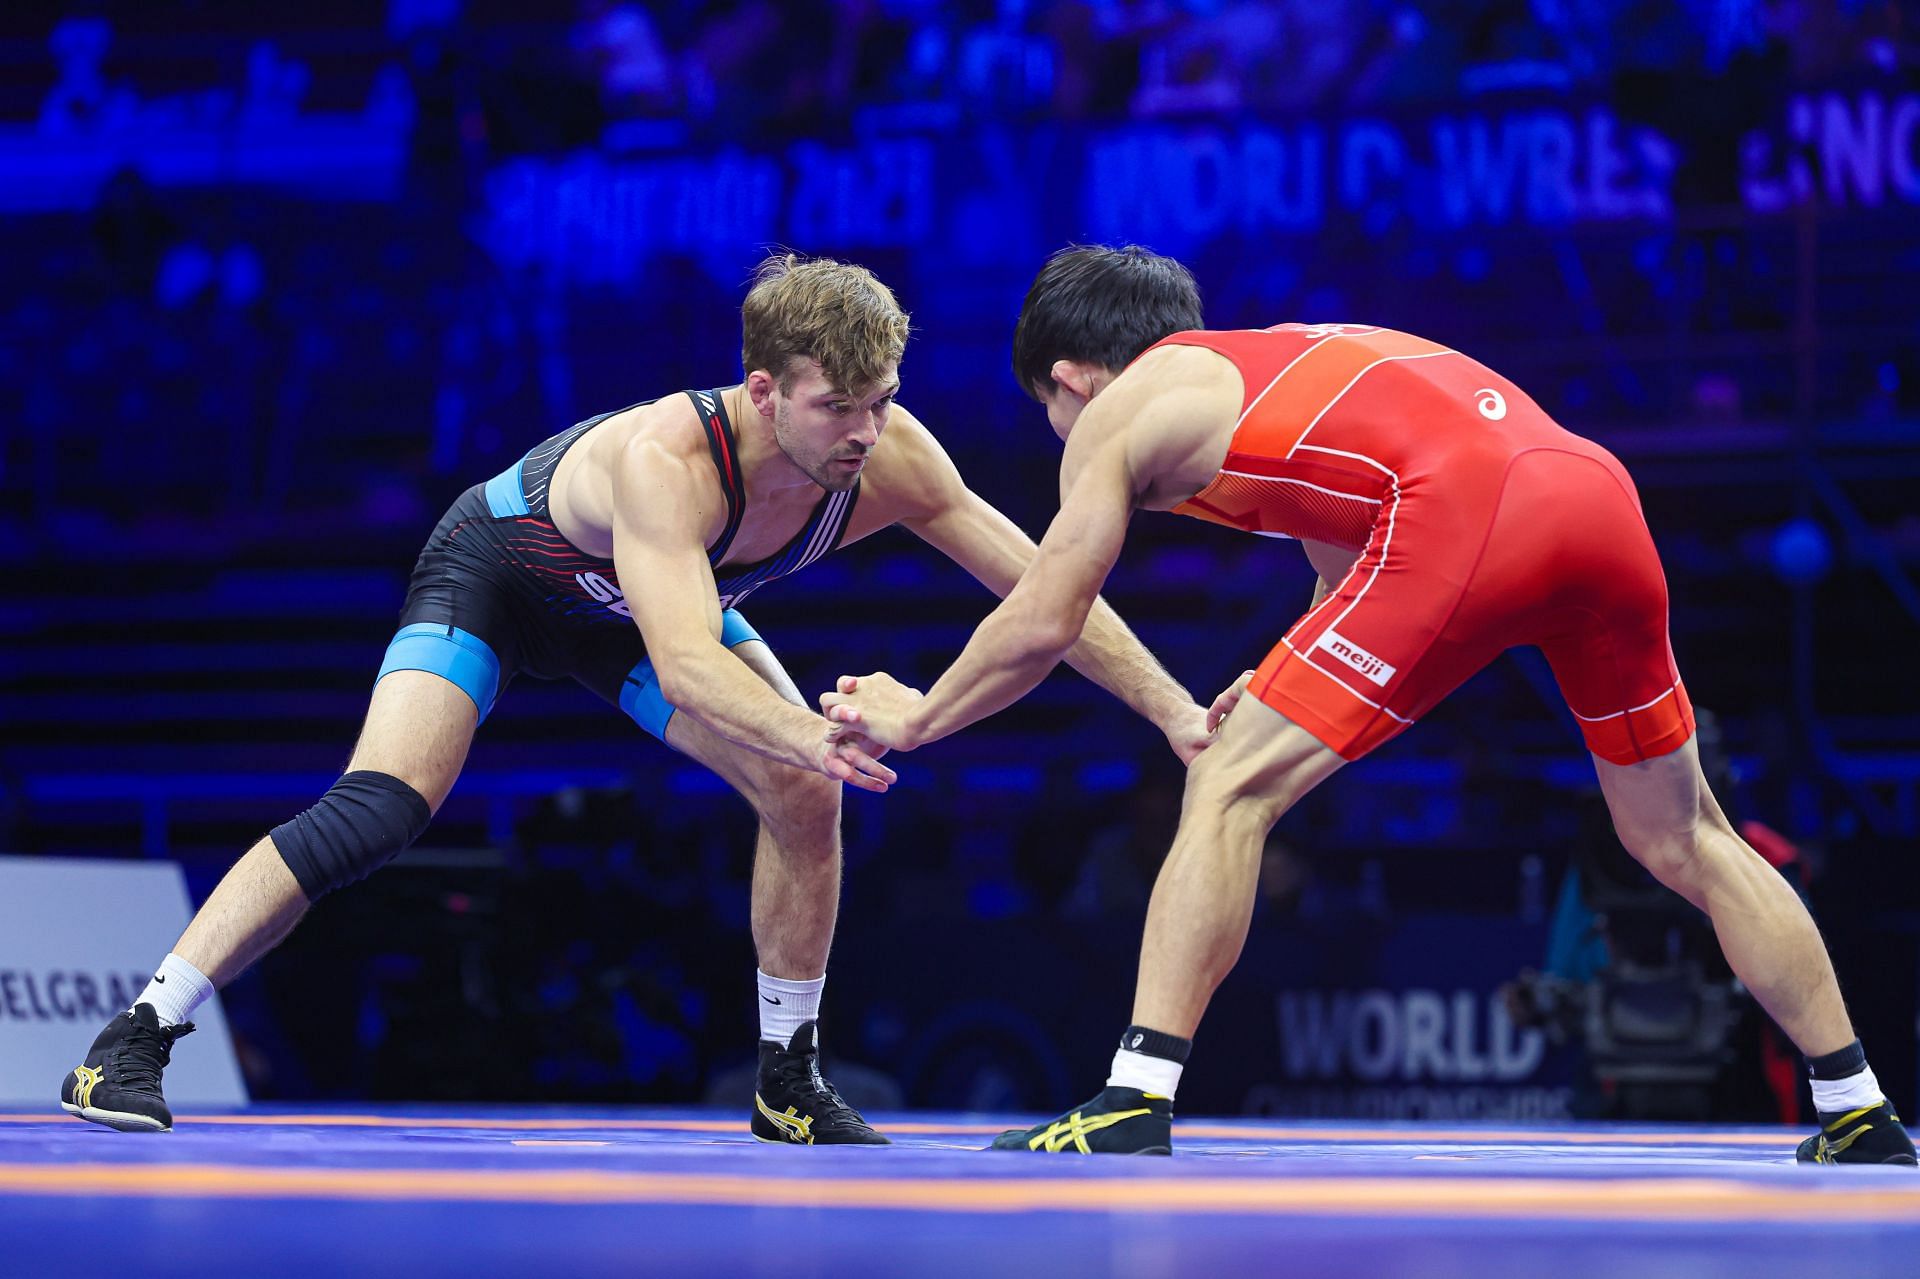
left=0, top=855, right=247, bottom=1107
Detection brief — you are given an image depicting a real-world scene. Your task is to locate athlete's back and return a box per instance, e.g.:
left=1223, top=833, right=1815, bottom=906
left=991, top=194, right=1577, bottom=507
left=1144, top=322, right=1691, bottom=767
left=1151, top=323, right=1597, bottom=551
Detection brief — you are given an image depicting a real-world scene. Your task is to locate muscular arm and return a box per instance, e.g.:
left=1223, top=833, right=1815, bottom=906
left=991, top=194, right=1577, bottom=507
left=613, top=438, right=895, bottom=791
left=903, top=446, right=1133, bottom=748
left=825, top=411, right=1146, bottom=751
left=893, top=420, right=1195, bottom=738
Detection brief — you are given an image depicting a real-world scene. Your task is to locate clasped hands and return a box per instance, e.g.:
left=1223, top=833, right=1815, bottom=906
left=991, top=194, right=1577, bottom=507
left=809, top=672, right=919, bottom=795
left=815, top=667, right=1263, bottom=791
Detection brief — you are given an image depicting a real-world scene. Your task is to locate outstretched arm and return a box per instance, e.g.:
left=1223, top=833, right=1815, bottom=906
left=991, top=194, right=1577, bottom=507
left=885, top=422, right=1203, bottom=757
left=824, top=428, right=1144, bottom=752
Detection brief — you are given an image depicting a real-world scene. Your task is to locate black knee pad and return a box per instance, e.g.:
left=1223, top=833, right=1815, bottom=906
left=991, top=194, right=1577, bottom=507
left=271, top=770, right=432, bottom=902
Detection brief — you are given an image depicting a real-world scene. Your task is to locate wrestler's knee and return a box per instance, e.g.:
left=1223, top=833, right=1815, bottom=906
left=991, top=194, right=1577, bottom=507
left=272, top=771, right=432, bottom=902
left=1183, top=739, right=1290, bottom=833
left=755, top=765, right=843, bottom=852
left=1628, top=828, right=1699, bottom=885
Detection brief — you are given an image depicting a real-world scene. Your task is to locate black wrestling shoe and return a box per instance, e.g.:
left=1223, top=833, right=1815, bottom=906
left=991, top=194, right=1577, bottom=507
left=59, top=1004, right=196, bottom=1133
left=751, top=1022, right=889, bottom=1146
left=991, top=1085, right=1173, bottom=1155
left=1796, top=1100, right=1918, bottom=1166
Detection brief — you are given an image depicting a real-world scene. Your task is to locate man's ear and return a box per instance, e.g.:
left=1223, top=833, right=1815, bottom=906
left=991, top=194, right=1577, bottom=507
left=745, top=369, right=777, bottom=417
left=1050, top=359, right=1100, bottom=402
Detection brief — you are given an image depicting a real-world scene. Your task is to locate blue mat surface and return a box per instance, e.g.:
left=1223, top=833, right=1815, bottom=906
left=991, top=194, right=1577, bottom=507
left=3, top=1105, right=1916, bottom=1277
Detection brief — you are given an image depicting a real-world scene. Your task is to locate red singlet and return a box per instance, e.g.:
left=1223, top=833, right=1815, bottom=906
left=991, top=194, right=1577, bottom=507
left=1154, top=323, right=1694, bottom=765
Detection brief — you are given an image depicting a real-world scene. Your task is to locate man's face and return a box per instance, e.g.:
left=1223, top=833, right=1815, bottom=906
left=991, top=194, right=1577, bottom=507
left=768, top=360, right=898, bottom=491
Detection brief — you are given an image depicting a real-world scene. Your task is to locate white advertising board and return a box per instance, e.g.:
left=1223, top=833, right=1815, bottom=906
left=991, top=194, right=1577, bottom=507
left=0, top=855, right=248, bottom=1106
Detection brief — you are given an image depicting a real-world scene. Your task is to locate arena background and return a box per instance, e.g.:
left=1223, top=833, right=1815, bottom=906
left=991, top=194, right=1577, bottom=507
left=2, top=1, right=1915, bottom=1126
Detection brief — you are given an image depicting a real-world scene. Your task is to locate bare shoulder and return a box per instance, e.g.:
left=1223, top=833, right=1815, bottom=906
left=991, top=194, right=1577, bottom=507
left=618, top=394, right=712, bottom=467
left=1078, top=344, right=1242, bottom=509
left=604, top=394, right=729, bottom=543
left=1101, top=344, right=1241, bottom=429
left=1128, top=341, right=1243, bottom=392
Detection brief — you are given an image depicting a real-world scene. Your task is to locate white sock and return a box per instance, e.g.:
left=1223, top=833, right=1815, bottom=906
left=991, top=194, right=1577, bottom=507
left=1108, top=1047, right=1183, bottom=1100
left=133, top=953, right=215, bottom=1029
left=757, top=969, right=824, bottom=1046
left=1809, top=1065, right=1885, bottom=1114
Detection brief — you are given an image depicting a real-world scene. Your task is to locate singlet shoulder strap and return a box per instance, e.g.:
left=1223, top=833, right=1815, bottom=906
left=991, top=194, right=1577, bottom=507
left=788, top=481, right=861, bottom=576
left=709, top=478, right=862, bottom=608
left=686, top=388, right=746, bottom=565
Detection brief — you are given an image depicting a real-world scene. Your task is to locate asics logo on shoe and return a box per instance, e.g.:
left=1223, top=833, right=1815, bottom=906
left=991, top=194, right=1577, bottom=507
left=71, top=1066, right=103, bottom=1109
left=1128, top=1033, right=1144, bottom=1049
left=754, top=1094, right=815, bottom=1144
left=1028, top=1107, right=1152, bottom=1154
left=1817, top=1106, right=1879, bottom=1159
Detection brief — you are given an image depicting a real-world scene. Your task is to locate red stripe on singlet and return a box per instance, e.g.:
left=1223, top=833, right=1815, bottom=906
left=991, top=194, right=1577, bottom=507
left=710, top=414, right=736, bottom=487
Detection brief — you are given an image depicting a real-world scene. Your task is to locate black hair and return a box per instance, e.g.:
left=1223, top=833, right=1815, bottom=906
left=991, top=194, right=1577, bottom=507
left=1011, top=244, right=1204, bottom=399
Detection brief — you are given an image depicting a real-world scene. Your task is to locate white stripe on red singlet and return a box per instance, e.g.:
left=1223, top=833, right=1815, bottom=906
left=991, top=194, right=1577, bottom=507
left=1285, top=348, right=1458, bottom=458
left=1568, top=680, right=1682, bottom=722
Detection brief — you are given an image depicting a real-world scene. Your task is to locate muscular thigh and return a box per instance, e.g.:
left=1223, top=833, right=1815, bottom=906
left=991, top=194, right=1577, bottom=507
left=1246, top=483, right=1504, bottom=763
left=1247, top=443, right=1689, bottom=767
left=1518, top=451, right=1694, bottom=765
left=346, top=669, right=478, bottom=812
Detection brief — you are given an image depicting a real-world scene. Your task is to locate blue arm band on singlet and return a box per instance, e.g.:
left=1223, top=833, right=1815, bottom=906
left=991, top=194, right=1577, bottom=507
left=377, top=624, right=503, bottom=723
left=620, top=609, right=763, bottom=742
left=719, top=608, right=761, bottom=648
left=484, top=459, right=530, bottom=517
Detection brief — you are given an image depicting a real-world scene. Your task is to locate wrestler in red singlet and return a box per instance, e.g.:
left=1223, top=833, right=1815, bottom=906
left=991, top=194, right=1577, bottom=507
left=1147, top=322, right=1695, bottom=766
left=826, top=248, right=1911, bottom=1163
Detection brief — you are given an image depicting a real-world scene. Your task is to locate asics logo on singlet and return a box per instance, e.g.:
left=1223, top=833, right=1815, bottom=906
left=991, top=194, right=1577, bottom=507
left=1475, top=388, right=1508, bottom=420
left=575, top=571, right=634, bottom=619
left=1316, top=630, right=1396, bottom=687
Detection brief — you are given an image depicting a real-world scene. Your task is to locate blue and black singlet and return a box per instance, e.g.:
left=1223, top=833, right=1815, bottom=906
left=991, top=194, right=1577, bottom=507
left=380, top=388, right=860, bottom=738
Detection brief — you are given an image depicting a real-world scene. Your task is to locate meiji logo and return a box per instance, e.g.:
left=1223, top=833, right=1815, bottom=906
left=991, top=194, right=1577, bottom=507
left=1316, top=629, right=1395, bottom=686
left=575, top=571, right=633, bottom=619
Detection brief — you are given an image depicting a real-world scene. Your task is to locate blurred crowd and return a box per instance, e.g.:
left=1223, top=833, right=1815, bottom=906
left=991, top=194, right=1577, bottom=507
left=561, top=0, right=1915, bottom=134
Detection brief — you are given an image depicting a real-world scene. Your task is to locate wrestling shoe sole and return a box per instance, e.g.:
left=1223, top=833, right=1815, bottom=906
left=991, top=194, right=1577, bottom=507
left=61, top=1101, right=170, bottom=1133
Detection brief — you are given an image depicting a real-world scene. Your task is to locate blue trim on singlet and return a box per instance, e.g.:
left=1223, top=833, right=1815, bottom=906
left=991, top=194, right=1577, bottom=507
left=718, top=609, right=762, bottom=650
left=618, top=610, right=763, bottom=741
left=377, top=624, right=503, bottom=723
left=484, top=459, right=530, bottom=517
